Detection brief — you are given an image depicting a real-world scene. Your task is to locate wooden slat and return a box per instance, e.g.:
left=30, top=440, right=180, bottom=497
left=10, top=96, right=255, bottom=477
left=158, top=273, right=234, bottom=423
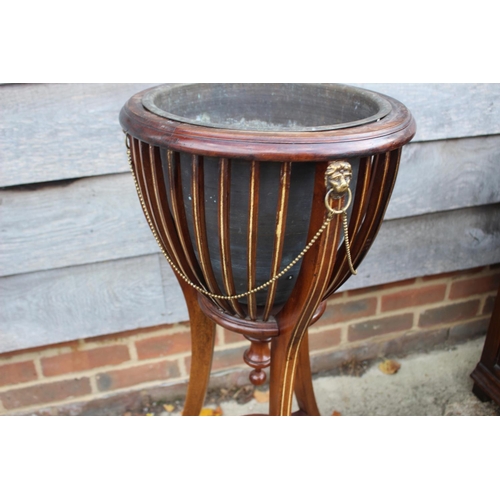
left=140, top=142, right=199, bottom=284
left=2, top=84, right=499, bottom=188
left=218, top=159, right=245, bottom=317
left=246, top=161, right=260, bottom=320
left=262, top=162, right=291, bottom=321
left=338, top=203, right=500, bottom=292
left=0, top=254, right=186, bottom=354
left=327, top=156, right=373, bottom=293
left=352, top=83, right=500, bottom=143
left=329, top=149, right=401, bottom=296
left=386, top=135, right=500, bottom=220
left=0, top=83, right=161, bottom=187
left=166, top=150, right=203, bottom=282
left=1, top=204, right=499, bottom=354
left=2, top=135, right=498, bottom=279
left=191, top=155, right=229, bottom=310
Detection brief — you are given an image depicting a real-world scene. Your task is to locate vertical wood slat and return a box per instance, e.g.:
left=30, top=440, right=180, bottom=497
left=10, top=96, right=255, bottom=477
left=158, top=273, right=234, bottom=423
left=132, top=138, right=192, bottom=281
left=218, top=159, right=245, bottom=318
left=326, top=156, right=373, bottom=295
left=262, top=162, right=292, bottom=321
left=166, top=150, right=204, bottom=283
left=191, top=154, right=230, bottom=311
left=247, top=161, right=260, bottom=320
left=272, top=162, right=343, bottom=415
left=325, top=149, right=401, bottom=298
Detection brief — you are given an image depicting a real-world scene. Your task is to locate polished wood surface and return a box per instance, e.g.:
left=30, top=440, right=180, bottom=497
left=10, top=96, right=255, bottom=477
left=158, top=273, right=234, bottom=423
left=471, top=284, right=500, bottom=406
left=120, top=84, right=415, bottom=415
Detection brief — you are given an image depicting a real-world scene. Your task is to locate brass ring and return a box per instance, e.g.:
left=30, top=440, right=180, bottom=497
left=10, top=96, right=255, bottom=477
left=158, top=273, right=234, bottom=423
left=325, top=187, right=352, bottom=214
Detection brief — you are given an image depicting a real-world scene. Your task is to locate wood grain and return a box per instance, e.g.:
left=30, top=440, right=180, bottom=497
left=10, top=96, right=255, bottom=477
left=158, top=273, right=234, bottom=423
left=0, top=254, right=187, bottom=353
left=2, top=84, right=498, bottom=187
left=0, top=83, right=161, bottom=187
left=352, top=83, right=500, bottom=143
left=0, top=172, right=158, bottom=277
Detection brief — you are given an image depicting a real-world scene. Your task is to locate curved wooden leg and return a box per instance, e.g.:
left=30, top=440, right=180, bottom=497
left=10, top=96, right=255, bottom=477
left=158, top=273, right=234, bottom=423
left=269, top=317, right=320, bottom=416
left=178, top=281, right=216, bottom=416
left=294, top=330, right=321, bottom=416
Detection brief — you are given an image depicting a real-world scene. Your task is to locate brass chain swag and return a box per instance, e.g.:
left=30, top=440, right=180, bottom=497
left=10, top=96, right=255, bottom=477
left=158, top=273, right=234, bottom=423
left=126, top=135, right=356, bottom=301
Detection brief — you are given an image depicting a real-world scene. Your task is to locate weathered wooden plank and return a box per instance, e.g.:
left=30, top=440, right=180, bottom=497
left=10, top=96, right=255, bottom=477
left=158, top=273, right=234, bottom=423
left=1, top=84, right=499, bottom=187
left=0, top=254, right=187, bottom=354
left=0, top=83, right=160, bottom=187
left=354, top=83, right=500, bottom=143
left=386, top=134, right=500, bottom=220
left=1, top=205, right=498, bottom=353
left=339, top=203, right=500, bottom=292
left=0, top=173, right=158, bottom=277
left=1, top=133, right=499, bottom=278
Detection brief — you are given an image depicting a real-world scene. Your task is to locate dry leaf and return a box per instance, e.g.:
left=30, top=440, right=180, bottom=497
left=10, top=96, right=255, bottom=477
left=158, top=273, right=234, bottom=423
left=253, top=389, right=270, bottom=404
left=199, top=406, right=223, bottom=416
left=379, top=359, right=401, bottom=375
left=163, top=404, right=175, bottom=412
left=331, top=411, right=342, bottom=416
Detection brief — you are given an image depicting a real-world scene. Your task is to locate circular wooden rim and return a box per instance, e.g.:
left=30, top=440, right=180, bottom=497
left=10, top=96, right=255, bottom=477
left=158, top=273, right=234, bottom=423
left=141, top=83, right=393, bottom=132
left=120, top=85, right=416, bottom=161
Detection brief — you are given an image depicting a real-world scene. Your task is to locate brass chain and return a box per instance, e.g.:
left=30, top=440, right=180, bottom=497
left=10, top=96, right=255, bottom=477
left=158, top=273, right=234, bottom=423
left=126, top=136, right=356, bottom=300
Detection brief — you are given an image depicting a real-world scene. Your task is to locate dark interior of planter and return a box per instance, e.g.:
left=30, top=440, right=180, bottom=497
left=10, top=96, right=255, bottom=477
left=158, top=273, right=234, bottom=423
left=143, top=83, right=391, bottom=132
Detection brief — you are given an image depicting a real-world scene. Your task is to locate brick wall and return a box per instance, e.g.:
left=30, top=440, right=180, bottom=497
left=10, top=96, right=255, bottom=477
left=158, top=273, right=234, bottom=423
left=1, top=265, right=498, bottom=416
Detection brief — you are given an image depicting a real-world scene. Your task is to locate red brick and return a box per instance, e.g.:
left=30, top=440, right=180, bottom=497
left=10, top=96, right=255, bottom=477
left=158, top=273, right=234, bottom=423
left=0, top=361, right=38, bottom=387
left=347, top=279, right=417, bottom=297
left=135, top=331, right=191, bottom=360
left=449, top=274, right=500, bottom=300
left=316, top=297, right=378, bottom=328
left=0, top=378, right=91, bottom=410
left=85, top=322, right=190, bottom=344
left=482, top=295, right=497, bottom=316
left=308, top=328, right=341, bottom=351
left=191, top=345, right=247, bottom=372
left=41, top=345, right=130, bottom=377
left=418, top=300, right=480, bottom=328
left=348, top=313, right=413, bottom=342
left=96, top=360, right=180, bottom=392
left=221, top=328, right=247, bottom=344
left=422, top=267, right=484, bottom=282
left=0, top=340, right=79, bottom=361
left=381, top=284, right=446, bottom=312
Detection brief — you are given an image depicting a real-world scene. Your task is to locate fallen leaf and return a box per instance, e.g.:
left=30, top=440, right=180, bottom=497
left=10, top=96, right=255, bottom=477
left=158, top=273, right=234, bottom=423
left=199, top=406, right=223, bottom=416
left=253, top=389, right=270, bottom=404
left=379, top=359, right=401, bottom=375
left=146, top=413, right=154, bottom=416
left=163, top=404, right=175, bottom=412
left=331, top=411, right=342, bottom=416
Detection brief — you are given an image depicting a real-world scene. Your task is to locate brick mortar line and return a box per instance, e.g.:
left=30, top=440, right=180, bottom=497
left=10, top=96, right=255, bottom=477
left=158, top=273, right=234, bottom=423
left=0, top=373, right=191, bottom=416
left=128, top=339, right=139, bottom=362
left=2, top=271, right=495, bottom=368
left=0, top=354, right=193, bottom=393
left=177, top=357, right=188, bottom=379
left=0, top=326, right=192, bottom=367
left=2, top=312, right=492, bottom=416
left=33, top=357, right=44, bottom=380
left=89, top=375, right=99, bottom=394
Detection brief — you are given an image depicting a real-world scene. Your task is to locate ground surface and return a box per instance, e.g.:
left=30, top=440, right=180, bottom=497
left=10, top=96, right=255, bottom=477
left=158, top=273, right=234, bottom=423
left=130, top=337, right=499, bottom=416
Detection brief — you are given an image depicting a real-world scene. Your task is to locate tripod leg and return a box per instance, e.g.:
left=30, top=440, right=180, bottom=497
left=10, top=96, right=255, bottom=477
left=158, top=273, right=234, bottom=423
left=294, top=330, right=321, bottom=415
left=178, top=281, right=216, bottom=416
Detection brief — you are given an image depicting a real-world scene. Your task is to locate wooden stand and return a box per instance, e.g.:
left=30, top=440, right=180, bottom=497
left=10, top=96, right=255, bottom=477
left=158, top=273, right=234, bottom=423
left=471, top=284, right=500, bottom=406
left=119, top=84, right=416, bottom=416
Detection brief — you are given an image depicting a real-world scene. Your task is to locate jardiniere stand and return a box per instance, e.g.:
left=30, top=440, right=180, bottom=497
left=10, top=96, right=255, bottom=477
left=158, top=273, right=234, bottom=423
left=119, top=83, right=416, bottom=415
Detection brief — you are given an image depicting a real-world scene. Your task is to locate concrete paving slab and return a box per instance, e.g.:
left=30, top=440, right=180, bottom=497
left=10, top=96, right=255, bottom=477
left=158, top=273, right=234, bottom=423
left=217, top=337, right=500, bottom=416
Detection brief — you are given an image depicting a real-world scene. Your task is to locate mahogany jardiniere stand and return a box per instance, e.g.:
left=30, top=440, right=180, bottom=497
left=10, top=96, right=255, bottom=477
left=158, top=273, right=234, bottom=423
left=119, top=83, right=416, bottom=416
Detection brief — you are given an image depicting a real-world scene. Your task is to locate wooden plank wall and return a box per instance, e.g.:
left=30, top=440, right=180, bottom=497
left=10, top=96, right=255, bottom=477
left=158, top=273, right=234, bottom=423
left=1, top=84, right=499, bottom=353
